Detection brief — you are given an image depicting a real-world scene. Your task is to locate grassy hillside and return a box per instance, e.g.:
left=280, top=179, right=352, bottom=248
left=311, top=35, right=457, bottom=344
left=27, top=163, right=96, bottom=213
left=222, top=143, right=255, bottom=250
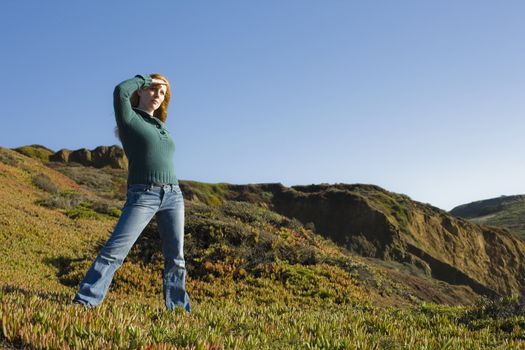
left=450, top=195, right=525, bottom=239
left=13, top=144, right=54, bottom=162
left=2, top=146, right=525, bottom=349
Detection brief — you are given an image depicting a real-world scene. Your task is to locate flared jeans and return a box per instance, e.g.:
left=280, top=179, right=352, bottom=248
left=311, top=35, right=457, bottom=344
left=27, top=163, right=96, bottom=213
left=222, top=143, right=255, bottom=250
left=73, top=183, right=191, bottom=312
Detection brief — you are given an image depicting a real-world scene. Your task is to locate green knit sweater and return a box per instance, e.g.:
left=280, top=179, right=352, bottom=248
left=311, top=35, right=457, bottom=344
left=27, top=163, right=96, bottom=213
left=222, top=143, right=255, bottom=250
left=113, top=75, right=178, bottom=185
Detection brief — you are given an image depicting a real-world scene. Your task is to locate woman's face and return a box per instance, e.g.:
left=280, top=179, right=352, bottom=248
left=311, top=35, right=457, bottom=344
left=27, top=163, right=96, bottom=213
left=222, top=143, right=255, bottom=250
left=138, top=84, right=167, bottom=112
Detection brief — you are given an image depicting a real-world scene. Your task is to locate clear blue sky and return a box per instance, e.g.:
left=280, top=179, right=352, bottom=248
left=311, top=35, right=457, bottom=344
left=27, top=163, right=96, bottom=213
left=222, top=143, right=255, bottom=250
left=2, top=1, right=524, bottom=210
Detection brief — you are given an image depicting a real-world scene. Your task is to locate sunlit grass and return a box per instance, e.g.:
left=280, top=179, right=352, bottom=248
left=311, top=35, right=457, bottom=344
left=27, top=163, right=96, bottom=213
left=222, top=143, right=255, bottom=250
left=3, top=285, right=525, bottom=349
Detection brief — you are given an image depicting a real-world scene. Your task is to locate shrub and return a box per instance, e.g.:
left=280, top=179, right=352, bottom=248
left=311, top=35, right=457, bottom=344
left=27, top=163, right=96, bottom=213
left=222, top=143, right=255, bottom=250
left=461, top=296, right=525, bottom=321
left=36, top=189, right=121, bottom=219
left=179, top=181, right=231, bottom=206
left=47, top=162, right=127, bottom=200
left=36, top=190, right=86, bottom=209
left=459, top=296, right=525, bottom=334
left=346, top=234, right=377, bottom=257
left=0, top=148, right=19, bottom=166
left=64, top=203, right=100, bottom=220
left=90, top=199, right=122, bottom=218
left=31, top=173, right=59, bottom=194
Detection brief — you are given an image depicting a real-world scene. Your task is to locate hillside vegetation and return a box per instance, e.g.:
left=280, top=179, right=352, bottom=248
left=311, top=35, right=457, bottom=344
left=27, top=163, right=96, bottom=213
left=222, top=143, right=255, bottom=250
left=2, top=146, right=525, bottom=349
left=450, top=195, right=525, bottom=239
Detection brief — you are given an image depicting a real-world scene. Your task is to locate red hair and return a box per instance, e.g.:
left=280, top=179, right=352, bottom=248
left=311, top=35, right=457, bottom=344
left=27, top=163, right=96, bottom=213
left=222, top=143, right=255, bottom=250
left=130, top=73, right=171, bottom=122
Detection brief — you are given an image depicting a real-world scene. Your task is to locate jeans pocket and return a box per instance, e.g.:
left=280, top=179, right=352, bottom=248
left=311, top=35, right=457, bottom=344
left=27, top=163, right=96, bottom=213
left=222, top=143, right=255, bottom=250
left=173, top=185, right=183, bottom=196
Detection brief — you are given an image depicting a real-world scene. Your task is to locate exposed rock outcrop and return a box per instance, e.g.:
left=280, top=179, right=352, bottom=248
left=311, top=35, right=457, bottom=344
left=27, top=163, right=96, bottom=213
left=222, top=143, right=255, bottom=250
left=50, top=145, right=127, bottom=170
left=69, top=148, right=92, bottom=166
left=49, top=149, right=71, bottom=163
left=92, top=146, right=127, bottom=169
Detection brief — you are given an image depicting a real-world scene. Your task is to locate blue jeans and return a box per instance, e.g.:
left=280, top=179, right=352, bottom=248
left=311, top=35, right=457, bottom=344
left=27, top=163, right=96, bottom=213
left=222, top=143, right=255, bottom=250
left=73, top=183, right=191, bottom=312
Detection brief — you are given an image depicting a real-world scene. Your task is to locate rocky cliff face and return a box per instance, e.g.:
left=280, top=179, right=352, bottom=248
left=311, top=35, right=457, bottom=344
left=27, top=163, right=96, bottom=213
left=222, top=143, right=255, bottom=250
left=49, top=145, right=127, bottom=169
left=217, top=183, right=525, bottom=297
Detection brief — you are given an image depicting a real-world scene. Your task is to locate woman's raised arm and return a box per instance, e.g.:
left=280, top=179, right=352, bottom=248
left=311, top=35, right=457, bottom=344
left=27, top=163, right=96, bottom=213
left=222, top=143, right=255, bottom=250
left=113, top=74, right=152, bottom=127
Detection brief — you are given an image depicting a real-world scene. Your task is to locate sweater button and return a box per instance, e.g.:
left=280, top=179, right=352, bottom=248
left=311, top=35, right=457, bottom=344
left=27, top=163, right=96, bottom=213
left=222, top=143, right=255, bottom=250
left=156, top=125, right=161, bottom=129
left=160, top=131, right=166, bottom=135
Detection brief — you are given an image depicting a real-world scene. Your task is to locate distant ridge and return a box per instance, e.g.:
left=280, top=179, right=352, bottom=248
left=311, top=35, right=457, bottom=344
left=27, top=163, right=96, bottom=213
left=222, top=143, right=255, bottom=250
left=450, top=195, right=525, bottom=239
left=13, top=144, right=128, bottom=170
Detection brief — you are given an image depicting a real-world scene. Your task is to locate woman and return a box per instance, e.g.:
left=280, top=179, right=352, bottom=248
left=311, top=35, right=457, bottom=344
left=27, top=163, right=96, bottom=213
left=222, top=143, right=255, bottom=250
left=73, top=74, right=191, bottom=312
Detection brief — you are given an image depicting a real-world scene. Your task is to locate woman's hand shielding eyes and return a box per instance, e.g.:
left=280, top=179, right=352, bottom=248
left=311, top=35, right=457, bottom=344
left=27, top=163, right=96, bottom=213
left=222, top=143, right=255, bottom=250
left=151, top=78, right=168, bottom=86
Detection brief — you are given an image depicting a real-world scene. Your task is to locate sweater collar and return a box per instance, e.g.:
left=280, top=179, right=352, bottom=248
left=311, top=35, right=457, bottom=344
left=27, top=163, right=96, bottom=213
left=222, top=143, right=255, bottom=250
left=133, top=108, right=165, bottom=127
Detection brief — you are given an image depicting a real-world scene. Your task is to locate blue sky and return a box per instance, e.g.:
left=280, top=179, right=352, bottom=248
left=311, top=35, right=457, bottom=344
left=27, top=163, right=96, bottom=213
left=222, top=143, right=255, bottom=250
left=2, top=1, right=524, bottom=210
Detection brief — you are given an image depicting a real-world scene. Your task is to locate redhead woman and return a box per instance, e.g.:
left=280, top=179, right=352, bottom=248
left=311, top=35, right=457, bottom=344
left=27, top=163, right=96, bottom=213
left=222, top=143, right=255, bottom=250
left=73, top=74, right=191, bottom=312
